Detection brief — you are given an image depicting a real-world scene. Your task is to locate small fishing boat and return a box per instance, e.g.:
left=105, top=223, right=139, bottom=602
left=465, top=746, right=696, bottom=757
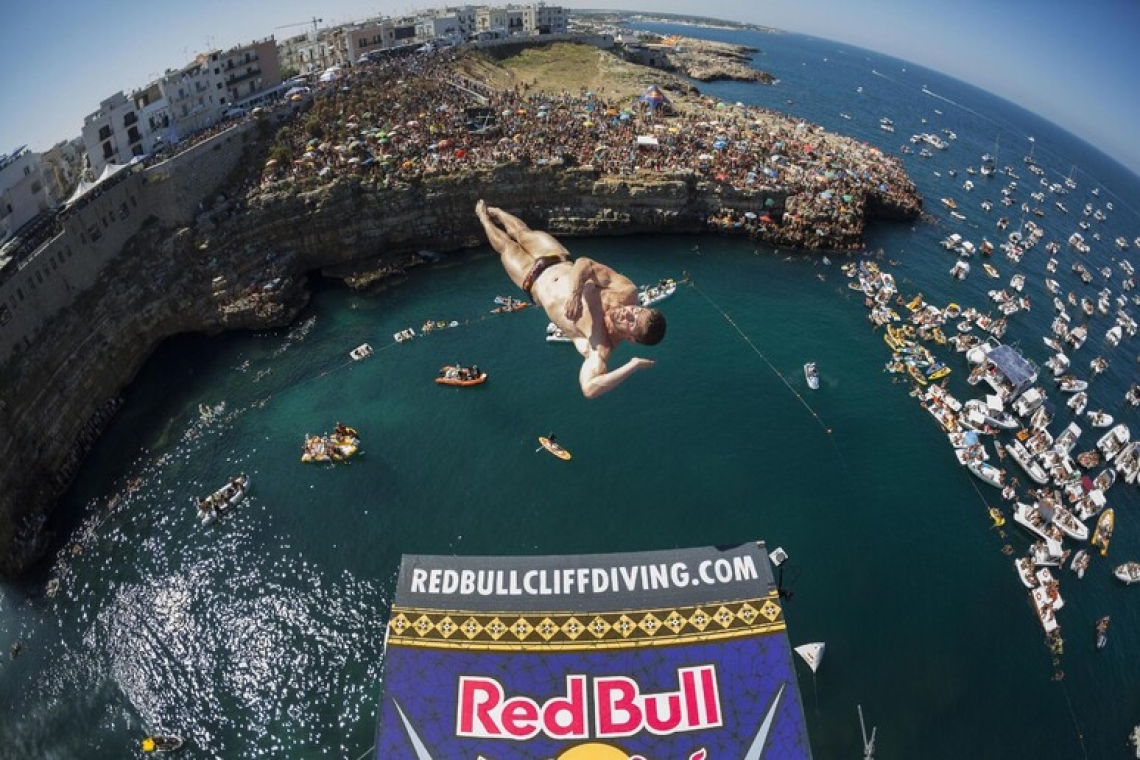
left=301, top=425, right=360, bottom=464
left=491, top=297, right=530, bottom=314
left=804, top=362, right=820, bottom=390
left=545, top=322, right=572, bottom=343
left=436, top=364, right=487, bottom=387
left=1085, top=410, right=1112, bottom=428
left=1091, top=508, right=1115, bottom=556
left=638, top=278, right=678, bottom=306
left=1070, top=549, right=1090, bottom=579
left=195, top=474, right=250, bottom=525
left=538, top=436, right=571, bottom=461
left=142, top=735, right=184, bottom=753
left=1057, top=375, right=1087, bottom=393
left=1115, top=562, right=1140, bottom=585
left=1096, top=616, right=1109, bottom=650
left=349, top=343, right=373, bottom=361
left=1076, top=450, right=1101, bottom=469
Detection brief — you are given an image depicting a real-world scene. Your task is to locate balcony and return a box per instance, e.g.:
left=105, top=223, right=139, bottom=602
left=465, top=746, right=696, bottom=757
left=225, top=69, right=262, bottom=86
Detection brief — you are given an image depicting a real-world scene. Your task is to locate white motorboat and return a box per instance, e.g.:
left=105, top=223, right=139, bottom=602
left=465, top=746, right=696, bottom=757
left=1067, top=391, right=1088, bottom=416
left=981, top=394, right=1018, bottom=429
left=1031, top=537, right=1068, bottom=567
left=1011, top=387, right=1046, bottom=417
left=196, top=473, right=250, bottom=525
left=1014, top=501, right=1057, bottom=542
left=1030, top=584, right=1060, bottom=634
left=967, top=459, right=1004, bottom=488
left=545, top=322, right=572, bottom=343
left=1028, top=403, right=1054, bottom=432
left=1006, top=439, right=1050, bottom=485
left=1041, top=448, right=1081, bottom=487
left=638, top=278, right=678, bottom=307
left=1070, top=549, right=1090, bottom=579
left=349, top=343, right=374, bottom=361
left=1053, top=422, right=1082, bottom=455
left=1045, top=352, right=1070, bottom=377
left=1015, top=557, right=1037, bottom=589
left=1050, top=502, right=1089, bottom=542
left=1115, top=562, right=1140, bottom=584
left=804, top=362, right=820, bottom=390
left=1097, top=424, right=1131, bottom=461
left=1114, top=442, right=1140, bottom=485
left=1057, top=375, right=1087, bottom=393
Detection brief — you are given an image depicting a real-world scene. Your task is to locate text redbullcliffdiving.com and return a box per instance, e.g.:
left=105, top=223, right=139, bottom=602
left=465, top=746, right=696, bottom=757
left=410, top=556, right=760, bottom=597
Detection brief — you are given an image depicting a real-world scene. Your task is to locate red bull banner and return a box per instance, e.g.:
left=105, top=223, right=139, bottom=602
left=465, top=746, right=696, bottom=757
left=374, top=543, right=811, bottom=759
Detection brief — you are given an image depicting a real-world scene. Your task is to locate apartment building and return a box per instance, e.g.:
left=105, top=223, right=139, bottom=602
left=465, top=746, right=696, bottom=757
left=0, top=148, right=54, bottom=245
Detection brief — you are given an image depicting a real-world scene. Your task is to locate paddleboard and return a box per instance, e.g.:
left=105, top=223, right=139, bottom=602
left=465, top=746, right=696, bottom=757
left=538, top=436, right=571, bottom=461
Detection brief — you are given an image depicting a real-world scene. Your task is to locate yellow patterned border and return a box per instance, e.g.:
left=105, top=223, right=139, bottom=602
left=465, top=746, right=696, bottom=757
left=387, top=594, right=785, bottom=651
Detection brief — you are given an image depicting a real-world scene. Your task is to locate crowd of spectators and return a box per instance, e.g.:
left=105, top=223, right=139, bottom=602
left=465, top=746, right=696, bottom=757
left=252, top=46, right=920, bottom=250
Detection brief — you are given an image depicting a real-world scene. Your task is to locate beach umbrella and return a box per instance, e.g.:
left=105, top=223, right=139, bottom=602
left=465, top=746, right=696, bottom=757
left=765, top=198, right=776, bottom=207
left=713, top=140, right=727, bottom=150
left=842, top=194, right=854, bottom=202
left=744, top=211, right=757, bottom=220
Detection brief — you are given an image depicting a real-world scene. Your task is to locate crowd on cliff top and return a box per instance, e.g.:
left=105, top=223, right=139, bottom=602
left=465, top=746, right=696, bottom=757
left=253, top=48, right=919, bottom=249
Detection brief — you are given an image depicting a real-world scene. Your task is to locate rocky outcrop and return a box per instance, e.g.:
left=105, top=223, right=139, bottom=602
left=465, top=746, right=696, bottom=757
left=0, top=142, right=920, bottom=581
left=659, top=39, right=773, bottom=83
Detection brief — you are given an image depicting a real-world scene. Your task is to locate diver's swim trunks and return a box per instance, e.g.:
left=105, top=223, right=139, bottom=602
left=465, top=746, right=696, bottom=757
left=521, top=255, right=569, bottom=298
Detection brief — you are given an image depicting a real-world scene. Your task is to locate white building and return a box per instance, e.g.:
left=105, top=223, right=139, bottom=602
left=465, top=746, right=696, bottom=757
left=1, top=148, right=54, bottom=244
left=524, top=2, right=567, bottom=34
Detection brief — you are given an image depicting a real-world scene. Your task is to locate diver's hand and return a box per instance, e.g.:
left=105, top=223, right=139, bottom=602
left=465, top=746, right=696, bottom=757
left=565, top=293, right=583, bottom=321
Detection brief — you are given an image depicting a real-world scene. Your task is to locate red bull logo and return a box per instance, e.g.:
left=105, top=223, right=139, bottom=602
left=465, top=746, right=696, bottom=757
left=457, top=665, right=722, bottom=741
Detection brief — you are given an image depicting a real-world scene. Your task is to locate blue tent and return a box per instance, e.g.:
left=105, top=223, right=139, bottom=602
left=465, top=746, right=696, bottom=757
left=638, top=84, right=672, bottom=110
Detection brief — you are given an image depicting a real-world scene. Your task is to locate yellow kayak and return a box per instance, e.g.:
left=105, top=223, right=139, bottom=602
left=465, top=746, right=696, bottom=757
left=538, top=436, right=572, bottom=461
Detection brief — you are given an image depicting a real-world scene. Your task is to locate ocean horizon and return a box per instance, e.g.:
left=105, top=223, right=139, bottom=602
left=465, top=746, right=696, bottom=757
left=2, top=25, right=1138, bottom=758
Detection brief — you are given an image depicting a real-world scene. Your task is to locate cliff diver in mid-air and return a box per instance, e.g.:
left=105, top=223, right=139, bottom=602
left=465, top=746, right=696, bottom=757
left=475, top=200, right=666, bottom=398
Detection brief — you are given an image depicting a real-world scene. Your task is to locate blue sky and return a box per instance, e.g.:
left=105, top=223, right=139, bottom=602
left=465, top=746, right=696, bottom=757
left=3, top=0, right=1138, bottom=176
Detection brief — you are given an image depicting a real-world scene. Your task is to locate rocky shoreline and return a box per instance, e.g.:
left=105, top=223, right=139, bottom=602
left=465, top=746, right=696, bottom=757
left=0, top=43, right=920, bottom=579
left=654, top=38, right=773, bottom=84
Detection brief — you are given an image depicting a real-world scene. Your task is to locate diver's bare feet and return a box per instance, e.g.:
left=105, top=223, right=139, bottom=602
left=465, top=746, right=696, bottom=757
left=475, top=199, right=488, bottom=221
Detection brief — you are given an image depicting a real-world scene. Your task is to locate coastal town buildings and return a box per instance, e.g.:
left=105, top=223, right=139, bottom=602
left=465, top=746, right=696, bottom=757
left=0, top=147, right=54, bottom=246
left=83, top=39, right=282, bottom=177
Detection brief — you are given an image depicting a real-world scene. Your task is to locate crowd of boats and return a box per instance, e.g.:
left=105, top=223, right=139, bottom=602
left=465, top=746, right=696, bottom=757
left=845, top=249, right=1136, bottom=650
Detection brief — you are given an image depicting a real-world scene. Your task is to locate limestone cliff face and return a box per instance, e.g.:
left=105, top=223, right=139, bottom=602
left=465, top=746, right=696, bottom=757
left=0, top=162, right=918, bottom=578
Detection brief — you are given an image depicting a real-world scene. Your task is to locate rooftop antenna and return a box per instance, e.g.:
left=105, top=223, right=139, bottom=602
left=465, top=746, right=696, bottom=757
left=858, top=704, right=877, bottom=760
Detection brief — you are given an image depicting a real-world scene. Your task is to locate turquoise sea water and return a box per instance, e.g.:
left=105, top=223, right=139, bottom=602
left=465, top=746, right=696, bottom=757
left=2, top=27, right=1139, bottom=758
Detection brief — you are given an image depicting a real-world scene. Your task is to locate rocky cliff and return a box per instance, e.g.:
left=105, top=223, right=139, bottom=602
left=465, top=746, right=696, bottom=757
left=0, top=140, right=920, bottom=581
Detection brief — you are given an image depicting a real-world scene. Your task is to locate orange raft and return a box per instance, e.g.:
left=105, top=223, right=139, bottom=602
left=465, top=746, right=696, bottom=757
left=436, top=365, right=487, bottom=387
